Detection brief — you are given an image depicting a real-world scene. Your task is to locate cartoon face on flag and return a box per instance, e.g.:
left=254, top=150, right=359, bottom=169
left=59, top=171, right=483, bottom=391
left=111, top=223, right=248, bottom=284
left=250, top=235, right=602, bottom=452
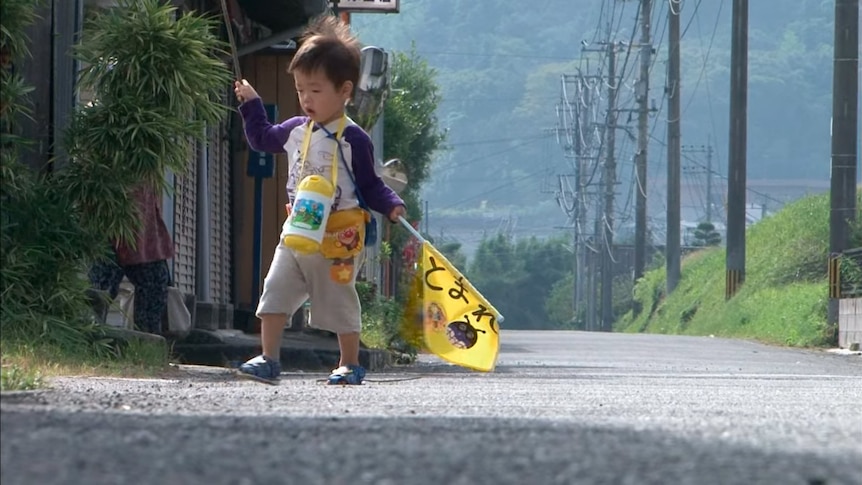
left=406, top=240, right=502, bottom=372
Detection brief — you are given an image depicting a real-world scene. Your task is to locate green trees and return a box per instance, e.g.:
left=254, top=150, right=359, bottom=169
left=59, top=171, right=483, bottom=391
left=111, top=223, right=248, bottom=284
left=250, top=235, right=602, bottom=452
left=357, top=46, right=446, bottom=352
left=382, top=46, right=446, bottom=228
left=437, top=241, right=468, bottom=270
left=379, top=46, right=446, bottom=294
left=693, top=222, right=722, bottom=247
left=545, top=273, right=578, bottom=329
left=468, top=233, right=570, bottom=329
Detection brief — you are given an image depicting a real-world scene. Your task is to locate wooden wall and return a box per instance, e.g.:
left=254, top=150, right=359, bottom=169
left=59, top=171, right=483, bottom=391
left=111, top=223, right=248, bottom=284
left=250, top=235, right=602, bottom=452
left=232, top=53, right=301, bottom=311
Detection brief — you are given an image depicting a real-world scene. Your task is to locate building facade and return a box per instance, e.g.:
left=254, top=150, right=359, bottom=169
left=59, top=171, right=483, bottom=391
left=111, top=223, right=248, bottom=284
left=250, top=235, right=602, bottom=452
left=26, top=0, right=390, bottom=329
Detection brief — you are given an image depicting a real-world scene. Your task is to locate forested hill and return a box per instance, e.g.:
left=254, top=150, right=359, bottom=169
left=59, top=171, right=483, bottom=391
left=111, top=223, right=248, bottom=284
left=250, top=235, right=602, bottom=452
left=352, top=0, right=841, bottom=222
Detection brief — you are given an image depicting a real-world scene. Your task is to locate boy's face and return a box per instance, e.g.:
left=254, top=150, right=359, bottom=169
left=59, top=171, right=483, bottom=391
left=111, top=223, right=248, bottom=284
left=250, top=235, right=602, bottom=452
left=294, top=69, right=353, bottom=125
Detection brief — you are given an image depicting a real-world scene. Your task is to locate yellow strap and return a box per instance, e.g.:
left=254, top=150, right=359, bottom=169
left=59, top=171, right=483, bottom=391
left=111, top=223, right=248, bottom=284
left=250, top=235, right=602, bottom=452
left=298, top=115, right=347, bottom=188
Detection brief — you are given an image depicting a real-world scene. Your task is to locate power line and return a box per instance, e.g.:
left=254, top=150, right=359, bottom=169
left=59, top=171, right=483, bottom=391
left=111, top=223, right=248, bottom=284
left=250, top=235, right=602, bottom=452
left=417, top=50, right=578, bottom=61
left=648, top=132, right=784, bottom=206
left=680, top=0, right=723, bottom=118
left=432, top=171, right=545, bottom=213
left=446, top=134, right=553, bottom=147
left=440, top=95, right=558, bottom=104
left=680, top=0, right=703, bottom=38
left=435, top=135, right=554, bottom=175
left=694, top=0, right=725, bottom=177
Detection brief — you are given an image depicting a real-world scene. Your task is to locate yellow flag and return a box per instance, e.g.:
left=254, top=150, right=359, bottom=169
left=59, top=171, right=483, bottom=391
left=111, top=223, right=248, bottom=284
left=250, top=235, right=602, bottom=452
left=409, top=241, right=502, bottom=372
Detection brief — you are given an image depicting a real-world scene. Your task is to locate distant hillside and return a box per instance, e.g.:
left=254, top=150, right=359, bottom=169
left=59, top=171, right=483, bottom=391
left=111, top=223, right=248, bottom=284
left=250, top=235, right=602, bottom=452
left=353, top=0, right=847, bottom=226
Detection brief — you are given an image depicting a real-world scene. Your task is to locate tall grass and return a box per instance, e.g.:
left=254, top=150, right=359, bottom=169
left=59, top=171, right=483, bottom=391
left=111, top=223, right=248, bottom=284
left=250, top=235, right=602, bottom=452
left=1, top=338, right=170, bottom=390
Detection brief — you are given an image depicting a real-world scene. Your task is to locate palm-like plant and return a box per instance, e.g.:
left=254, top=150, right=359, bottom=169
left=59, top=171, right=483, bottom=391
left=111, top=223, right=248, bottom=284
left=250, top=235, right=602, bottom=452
left=64, top=0, right=232, bottom=244
left=0, top=0, right=39, bottom=176
left=1, top=0, right=231, bottom=348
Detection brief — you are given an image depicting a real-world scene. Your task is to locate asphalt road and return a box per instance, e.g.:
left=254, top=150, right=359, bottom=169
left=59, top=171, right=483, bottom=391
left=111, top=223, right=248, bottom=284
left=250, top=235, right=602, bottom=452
left=2, top=330, right=860, bottom=485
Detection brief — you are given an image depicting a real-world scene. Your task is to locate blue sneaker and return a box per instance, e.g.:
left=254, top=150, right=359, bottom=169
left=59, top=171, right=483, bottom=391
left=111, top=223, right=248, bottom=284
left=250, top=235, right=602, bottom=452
left=236, top=354, right=281, bottom=385
left=327, top=364, right=366, bottom=385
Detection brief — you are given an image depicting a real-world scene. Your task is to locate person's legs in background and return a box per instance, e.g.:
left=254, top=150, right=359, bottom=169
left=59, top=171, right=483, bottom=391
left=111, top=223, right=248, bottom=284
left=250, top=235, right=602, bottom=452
left=88, top=255, right=126, bottom=324
left=124, top=261, right=170, bottom=334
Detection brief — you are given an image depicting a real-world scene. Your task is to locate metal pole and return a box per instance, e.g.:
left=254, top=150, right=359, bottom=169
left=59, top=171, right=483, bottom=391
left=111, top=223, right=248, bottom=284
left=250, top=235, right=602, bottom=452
left=398, top=215, right=426, bottom=243
left=666, top=0, right=682, bottom=293
left=196, top=128, right=211, bottom=302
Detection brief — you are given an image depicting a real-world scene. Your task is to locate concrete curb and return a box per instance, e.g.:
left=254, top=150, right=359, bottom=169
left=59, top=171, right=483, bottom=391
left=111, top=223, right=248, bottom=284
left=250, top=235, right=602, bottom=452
left=171, top=329, right=391, bottom=371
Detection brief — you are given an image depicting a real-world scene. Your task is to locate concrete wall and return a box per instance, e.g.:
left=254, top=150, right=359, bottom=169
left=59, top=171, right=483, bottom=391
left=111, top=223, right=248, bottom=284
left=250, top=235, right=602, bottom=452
left=838, top=297, right=862, bottom=349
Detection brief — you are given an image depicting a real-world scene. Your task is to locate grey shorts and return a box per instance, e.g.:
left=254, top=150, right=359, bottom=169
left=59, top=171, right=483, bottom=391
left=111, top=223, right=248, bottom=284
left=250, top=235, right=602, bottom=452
left=256, top=242, right=361, bottom=334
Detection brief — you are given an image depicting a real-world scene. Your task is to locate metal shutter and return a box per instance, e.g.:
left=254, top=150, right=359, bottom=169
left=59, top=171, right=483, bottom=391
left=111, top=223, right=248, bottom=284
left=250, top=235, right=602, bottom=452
left=173, top=145, right=197, bottom=296
left=208, top=109, right=232, bottom=304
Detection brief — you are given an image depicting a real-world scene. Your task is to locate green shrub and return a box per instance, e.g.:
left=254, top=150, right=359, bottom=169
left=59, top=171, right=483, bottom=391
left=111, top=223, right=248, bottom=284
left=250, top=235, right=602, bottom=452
left=1, top=0, right=230, bottom=355
left=358, top=281, right=418, bottom=359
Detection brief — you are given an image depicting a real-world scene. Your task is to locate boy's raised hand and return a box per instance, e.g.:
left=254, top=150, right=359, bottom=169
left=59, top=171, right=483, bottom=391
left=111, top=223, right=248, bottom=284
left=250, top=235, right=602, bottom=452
left=388, top=205, right=407, bottom=223
left=234, top=79, right=260, bottom=104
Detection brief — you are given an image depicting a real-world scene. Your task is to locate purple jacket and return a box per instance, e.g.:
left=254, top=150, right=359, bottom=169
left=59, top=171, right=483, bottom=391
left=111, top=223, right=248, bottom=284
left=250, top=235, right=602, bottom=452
left=239, top=98, right=404, bottom=217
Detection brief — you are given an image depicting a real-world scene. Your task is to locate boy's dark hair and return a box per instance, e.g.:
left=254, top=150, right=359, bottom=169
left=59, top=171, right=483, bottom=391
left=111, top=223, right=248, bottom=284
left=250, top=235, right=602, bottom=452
left=289, top=16, right=360, bottom=90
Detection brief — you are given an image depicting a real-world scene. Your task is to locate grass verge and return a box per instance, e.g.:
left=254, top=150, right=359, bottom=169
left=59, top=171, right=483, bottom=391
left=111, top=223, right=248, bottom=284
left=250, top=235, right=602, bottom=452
left=0, top=336, right=173, bottom=391
left=617, top=192, right=855, bottom=347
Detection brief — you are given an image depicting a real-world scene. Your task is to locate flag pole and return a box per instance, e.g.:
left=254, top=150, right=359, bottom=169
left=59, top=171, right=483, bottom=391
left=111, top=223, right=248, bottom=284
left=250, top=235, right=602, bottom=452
left=397, top=216, right=426, bottom=243
left=218, top=0, right=242, bottom=81
left=396, top=216, right=504, bottom=324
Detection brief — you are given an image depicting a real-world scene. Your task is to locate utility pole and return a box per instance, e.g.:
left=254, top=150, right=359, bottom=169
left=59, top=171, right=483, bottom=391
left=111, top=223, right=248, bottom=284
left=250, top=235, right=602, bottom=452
left=573, top=75, right=597, bottom=322
left=600, top=44, right=619, bottom=332
left=634, top=0, right=652, bottom=287
left=424, top=199, right=430, bottom=235
left=588, top=213, right=602, bottom=331
left=582, top=39, right=621, bottom=332
left=705, top=144, right=714, bottom=222
left=572, top=219, right=579, bottom=314
left=666, top=0, right=682, bottom=293
left=828, top=0, right=859, bottom=326
left=553, top=72, right=599, bottom=326
left=682, top=144, right=715, bottom=222
left=575, top=77, right=590, bottom=320
left=725, top=0, right=748, bottom=299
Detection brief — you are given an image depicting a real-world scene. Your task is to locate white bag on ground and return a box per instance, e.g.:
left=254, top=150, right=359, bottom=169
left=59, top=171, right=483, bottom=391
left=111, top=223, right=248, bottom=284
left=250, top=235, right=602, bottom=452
left=110, top=279, right=191, bottom=338
left=105, top=279, right=135, bottom=330
left=165, top=285, right=191, bottom=338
